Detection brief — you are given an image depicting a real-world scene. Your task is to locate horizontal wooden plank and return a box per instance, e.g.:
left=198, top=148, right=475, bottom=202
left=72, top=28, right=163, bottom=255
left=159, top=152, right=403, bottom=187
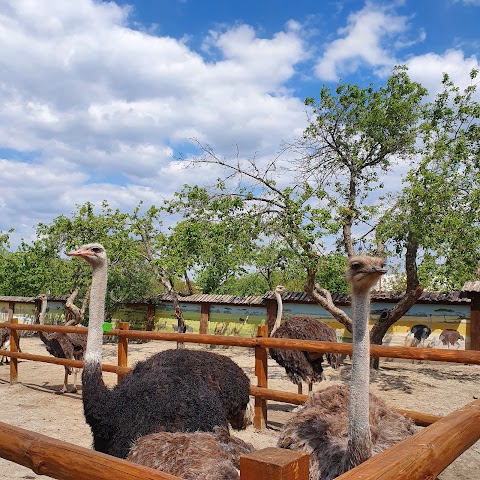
left=0, top=421, right=180, bottom=480
left=336, top=399, right=480, bottom=479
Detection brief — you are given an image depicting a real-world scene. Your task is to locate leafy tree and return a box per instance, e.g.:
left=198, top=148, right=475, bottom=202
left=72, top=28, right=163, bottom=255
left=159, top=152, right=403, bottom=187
left=179, top=67, right=427, bottom=335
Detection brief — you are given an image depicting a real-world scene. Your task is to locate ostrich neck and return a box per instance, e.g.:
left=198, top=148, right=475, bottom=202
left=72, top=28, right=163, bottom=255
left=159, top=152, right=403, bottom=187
left=84, top=262, right=107, bottom=364
left=346, top=287, right=373, bottom=466
left=270, top=292, right=283, bottom=336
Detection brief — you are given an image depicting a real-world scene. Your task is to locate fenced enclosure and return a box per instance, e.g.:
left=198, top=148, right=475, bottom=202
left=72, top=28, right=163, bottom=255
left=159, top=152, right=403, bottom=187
left=1, top=319, right=480, bottom=479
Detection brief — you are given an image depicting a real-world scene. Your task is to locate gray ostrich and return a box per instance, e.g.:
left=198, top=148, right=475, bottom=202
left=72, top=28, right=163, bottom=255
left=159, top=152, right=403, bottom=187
left=269, top=285, right=341, bottom=394
left=67, top=243, right=252, bottom=459
left=278, top=256, right=415, bottom=480
left=439, top=328, right=464, bottom=349
left=37, top=294, right=86, bottom=394
left=126, top=427, right=255, bottom=480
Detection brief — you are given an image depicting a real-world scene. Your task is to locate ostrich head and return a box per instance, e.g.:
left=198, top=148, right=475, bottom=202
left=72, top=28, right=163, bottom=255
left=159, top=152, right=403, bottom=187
left=66, top=243, right=107, bottom=267
left=274, top=285, right=286, bottom=296
left=346, top=255, right=387, bottom=293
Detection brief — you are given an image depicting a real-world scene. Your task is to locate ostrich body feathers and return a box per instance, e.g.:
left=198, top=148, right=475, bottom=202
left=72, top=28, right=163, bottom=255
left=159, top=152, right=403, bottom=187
left=127, top=427, right=255, bottom=480
left=270, top=316, right=341, bottom=386
left=278, top=384, right=415, bottom=480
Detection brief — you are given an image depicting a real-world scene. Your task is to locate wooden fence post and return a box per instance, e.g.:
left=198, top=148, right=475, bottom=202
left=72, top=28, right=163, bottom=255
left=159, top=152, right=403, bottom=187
left=200, top=303, right=209, bottom=335
left=10, top=318, right=19, bottom=385
left=240, top=447, right=309, bottom=480
left=254, top=325, right=269, bottom=430
left=117, top=322, right=129, bottom=383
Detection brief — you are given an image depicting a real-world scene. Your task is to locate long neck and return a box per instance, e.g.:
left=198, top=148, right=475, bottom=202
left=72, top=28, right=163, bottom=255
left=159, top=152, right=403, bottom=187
left=345, top=287, right=373, bottom=468
left=270, top=291, right=283, bottom=336
left=39, top=297, right=47, bottom=325
left=84, top=262, right=107, bottom=364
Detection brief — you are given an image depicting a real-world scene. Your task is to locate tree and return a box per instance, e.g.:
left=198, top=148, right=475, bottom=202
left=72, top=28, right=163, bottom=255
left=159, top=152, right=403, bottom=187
left=179, top=67, right=427, bottom=338
left=378, top=69, right=480, bottom=288
left=372, top=69, right=480, bottom=359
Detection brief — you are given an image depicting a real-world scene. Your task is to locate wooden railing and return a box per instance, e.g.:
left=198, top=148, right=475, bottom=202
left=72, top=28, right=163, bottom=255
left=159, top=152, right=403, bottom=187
left=1, top=319, right=480, bottom=480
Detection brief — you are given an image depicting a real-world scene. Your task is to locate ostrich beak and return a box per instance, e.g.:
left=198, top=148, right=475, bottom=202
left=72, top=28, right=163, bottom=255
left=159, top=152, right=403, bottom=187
left=367, top=266, right=387, bottom=275
left=67, top=248, right=94, bottom=258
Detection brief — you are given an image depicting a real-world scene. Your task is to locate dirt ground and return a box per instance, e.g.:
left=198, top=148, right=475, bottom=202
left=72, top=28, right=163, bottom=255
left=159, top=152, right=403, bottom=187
left=1, top=337, right=479, bottom=480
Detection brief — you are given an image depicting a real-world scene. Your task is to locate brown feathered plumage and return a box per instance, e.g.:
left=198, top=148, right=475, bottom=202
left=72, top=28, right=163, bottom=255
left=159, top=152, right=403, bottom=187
left=270, top=315, right=341, bottom=387
left=127, top=427, right=255, bottom=480
left=278, top=384, right=415, bottom=480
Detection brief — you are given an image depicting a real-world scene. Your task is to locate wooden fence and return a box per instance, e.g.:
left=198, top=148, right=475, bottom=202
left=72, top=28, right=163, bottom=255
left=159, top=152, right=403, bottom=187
left=1, top=319, right=480, bottom=479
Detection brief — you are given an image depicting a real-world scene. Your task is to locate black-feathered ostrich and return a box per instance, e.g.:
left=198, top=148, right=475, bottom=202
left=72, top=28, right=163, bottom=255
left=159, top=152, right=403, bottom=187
left=406, top=324, right=432, bottom=347
left=67, top=243, right=252, bottom=459
left=37, top=294, right=86, bottom=393
left=269, top=285, right=341, bottom=394
left=0, top=327, right=10, bottom=365
left=278, top=256, right=415, bottom=479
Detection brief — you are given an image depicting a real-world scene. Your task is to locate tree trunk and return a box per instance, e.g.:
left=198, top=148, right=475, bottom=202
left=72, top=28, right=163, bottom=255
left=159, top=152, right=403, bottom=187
left=370, top=285, right=424, bottom=368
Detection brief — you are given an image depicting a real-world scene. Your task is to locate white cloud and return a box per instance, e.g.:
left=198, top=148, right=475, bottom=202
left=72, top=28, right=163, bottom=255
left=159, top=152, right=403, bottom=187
left=405, top=49, right=480, bottom=98
left=0, top=0, right=308, bottom=245
left=314, top=3, right=410, bottom=81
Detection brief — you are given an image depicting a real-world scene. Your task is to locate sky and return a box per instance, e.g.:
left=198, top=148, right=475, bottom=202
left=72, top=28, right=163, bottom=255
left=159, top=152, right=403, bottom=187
left=0, top=0, right=479, bottom=248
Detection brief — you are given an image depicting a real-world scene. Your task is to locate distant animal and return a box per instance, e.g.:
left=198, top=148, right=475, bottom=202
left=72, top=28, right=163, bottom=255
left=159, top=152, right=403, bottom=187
left=0, top=328, right=10, bottom=365
left=239, top=316, right=249, bottom=323
left=127, top=427, right=255, bottom=480
left=278, top=256, right=415, bottom=479
left=407, top=324, right=432, bottom=347
left=439, top=329, right=464, bottom=349
left=37, top=294, right=86, bottom=394
left=156, top=321, right=167, bottom=330
left=214, top=323, right=227, bottom=335
left=67, top=243, right=252, bottom=459
left=269, top=285, right=341, bottom=394
left=172, top=323, right=193, bottom=333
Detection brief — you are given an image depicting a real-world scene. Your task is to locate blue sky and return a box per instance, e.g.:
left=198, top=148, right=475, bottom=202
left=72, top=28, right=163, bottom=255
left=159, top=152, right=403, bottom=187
left=0, top=0, right=479, bottom=248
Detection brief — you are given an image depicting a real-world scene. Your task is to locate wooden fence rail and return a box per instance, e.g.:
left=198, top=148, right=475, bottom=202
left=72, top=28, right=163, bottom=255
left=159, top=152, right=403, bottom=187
left=2, top=319, right=480, bottom=429
left=1, top=320, right=480, bottom=480
left=3, top=321, right=480, bottom=364
left=337, top=398, right=480, bottom=479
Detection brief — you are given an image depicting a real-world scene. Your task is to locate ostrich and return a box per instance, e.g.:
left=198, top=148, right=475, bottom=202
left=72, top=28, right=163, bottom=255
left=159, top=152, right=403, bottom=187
left=278, top=256, right=415, bottom=479
left=406, top=324, right=432, bottom=347
left=0, top=327, right=10, bottom=365
left=36, top=294, right=86, bottom=394
left=439, top=328, right=464, bottom=349
left=67, top=243, right=252, bottom=459
left=269, top=285, right=341, bottom=394
left=126, top=427, right=255, bottom=480
left=404, top=324, right=433, bottom=364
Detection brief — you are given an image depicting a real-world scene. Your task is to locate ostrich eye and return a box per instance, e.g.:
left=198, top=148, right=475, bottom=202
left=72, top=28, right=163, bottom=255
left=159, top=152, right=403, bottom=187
left=91, top=247, right=102, bottom=253
left=351, top=262, right=362, bottom=270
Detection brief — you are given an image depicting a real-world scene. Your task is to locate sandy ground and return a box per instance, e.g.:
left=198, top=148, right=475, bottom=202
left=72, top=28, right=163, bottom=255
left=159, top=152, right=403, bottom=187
left=0, top=337, right=479, bottom=480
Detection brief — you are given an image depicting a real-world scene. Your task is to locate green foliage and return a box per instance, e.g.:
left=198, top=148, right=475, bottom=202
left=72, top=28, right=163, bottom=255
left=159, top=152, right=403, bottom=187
left=378, top=69, right=480, bottom=290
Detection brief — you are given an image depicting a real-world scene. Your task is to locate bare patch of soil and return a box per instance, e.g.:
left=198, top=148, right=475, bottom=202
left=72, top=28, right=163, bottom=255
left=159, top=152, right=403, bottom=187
left=1, top=337, right=479, bottom=479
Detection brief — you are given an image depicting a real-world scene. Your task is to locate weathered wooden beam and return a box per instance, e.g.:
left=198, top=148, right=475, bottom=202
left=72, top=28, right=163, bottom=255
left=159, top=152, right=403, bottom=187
left=117, top=322, right=129, bottom=383
left=336, top=399, right=480, bottom=480
left=240, top=447, right=309, bottom=480
left=3, top=322, right=480, bottom=365
left=9, top=318, right=19, bottom=384
left=249, top=386, right=442, bottom=427
left=200, top=303, right=209, bottom=335
left=0, top=421, right=179, bottom=480
left=254, top=325, right=269, bottom=430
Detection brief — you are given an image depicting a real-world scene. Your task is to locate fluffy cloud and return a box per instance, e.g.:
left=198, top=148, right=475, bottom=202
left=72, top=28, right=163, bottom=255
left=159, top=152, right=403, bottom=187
left=0, top=0, right=307, bottom=245
left=314, top=3, right=410, bottom=81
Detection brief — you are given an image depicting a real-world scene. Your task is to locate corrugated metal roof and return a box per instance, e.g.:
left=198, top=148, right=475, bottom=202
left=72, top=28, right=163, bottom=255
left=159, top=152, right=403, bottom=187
left=0, top=295, right=68, bottom=303
left=263, top=289, right=469, bottom=305
left=1, top=289, right=470, bottom=306
left=461, top=281, right=480, bottom=294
